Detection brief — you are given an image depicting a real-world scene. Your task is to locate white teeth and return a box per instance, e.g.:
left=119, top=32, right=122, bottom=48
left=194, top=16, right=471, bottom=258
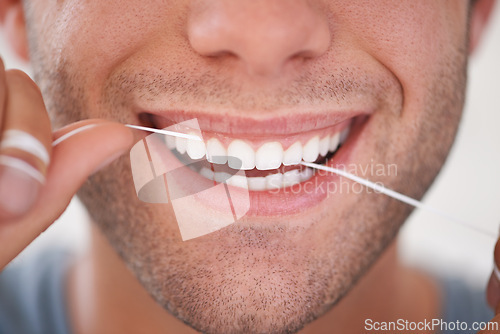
left=227, top=175, right=248, bottom=189
left=206, top=138, right=227, bottom=164
left=302, top=136, right=320, bottom=163
left=247, top=176, right=267, bottom=191
left=198, top=168, right=313, bottom=191
left=319, top=135, right=330, bottom=157
left=197, top=167, right=315, bottom=190
left=186, top=133, right=206, bottom=160
left=299, top=168, right=314, bottom=182
left=283, top=142, right=302, bottom=166
left=282, top=169, right=301, bottom=187
left=227, top=140, right=255, bottom=170
left=329, top=133, right=340, bottom=152
left=266, top=173, right=283, bottom=190
left=255, top=142, right=283, bottom=170
left=175, top=137, right=187, bottom=154
left=199, top=167, right=214, bottom=181
left=169, top=124, right=350, bottom=188
left=340, top=126, right=350, bottom=144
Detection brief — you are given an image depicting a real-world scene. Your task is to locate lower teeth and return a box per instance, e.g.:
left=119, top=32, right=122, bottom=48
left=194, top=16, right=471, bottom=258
left=174, top=149, right=339, bottom=192
left=194, top=165, right=315, bottom=191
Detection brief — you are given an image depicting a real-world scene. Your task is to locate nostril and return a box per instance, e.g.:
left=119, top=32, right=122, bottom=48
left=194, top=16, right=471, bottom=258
left=292, top=49, right=321, bottom=60
left=205, top=50, right=236, bottom=59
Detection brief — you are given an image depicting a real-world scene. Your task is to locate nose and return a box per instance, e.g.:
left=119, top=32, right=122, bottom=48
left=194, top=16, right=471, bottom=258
left=187, top=0, right=331, bottom=77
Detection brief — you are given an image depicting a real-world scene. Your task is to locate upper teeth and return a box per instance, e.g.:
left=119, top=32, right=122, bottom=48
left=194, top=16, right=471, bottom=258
left=206, top=138, right=227, bottom=164
left=173, top=126, right=350, bottom=170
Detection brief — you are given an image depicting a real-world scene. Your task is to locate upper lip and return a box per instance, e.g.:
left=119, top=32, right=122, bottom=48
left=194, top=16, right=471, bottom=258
left=141, top=109, right=371, bottom=137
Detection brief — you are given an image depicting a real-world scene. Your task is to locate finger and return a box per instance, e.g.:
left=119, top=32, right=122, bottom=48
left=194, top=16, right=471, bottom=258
left=0, top=70, right=52, bottom=219
left=0, top=121, right=133, bottom=268
left=52, top=119, right=110, bottom=145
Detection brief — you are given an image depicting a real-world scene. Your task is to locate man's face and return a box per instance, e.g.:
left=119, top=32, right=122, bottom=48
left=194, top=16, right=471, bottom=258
left=24, top=1, right=469, bottom=333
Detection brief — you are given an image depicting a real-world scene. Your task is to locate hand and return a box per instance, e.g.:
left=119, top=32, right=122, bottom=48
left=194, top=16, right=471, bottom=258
left=480, top=239, right=500, bottom=333
left=0, top=57, right=133, bottom=270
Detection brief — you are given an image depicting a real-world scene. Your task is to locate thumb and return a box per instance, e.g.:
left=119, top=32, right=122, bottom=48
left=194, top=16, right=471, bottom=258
left=0, top=120, right=134, bottom=268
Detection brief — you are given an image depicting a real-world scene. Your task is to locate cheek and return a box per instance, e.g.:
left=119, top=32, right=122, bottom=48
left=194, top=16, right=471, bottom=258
left=348, top=1, right=469, bottom=112
left=339, top=1, right=468, bottom=156
left=41, top=1, right=188, bottom=93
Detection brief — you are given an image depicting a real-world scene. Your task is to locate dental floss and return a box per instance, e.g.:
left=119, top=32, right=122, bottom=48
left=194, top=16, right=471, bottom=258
left=125, top=124, right=202, bottom=141
left=125, top=124, right=494, bottom=237
left=301, top=161, right=494, bottom=237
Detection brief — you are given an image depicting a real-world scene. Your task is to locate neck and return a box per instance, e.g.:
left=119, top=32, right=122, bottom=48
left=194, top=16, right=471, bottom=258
left=300, top=240, right=440, bottom=333
left=67, top=224, right=439, bottom=334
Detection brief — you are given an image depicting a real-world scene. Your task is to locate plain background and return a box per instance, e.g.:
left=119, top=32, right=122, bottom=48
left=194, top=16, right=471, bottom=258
left=1, top=4, right=500, bottom=289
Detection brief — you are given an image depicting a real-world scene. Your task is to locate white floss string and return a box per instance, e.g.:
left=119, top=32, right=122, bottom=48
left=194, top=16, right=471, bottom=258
left=301, top=161, right=494, bottom=237
left=125, top=124, right=202, bottom=141
left=125, top=124, right=494, bottom=237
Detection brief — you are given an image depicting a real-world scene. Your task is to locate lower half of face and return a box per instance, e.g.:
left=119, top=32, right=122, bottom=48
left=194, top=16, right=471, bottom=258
left=76, top=90, right=464, bottom=334
left=26, top=1, right=469, bottom=333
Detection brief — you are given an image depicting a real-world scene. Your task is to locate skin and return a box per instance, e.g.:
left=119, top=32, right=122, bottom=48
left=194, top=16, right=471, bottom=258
left=0, top=0, right=498, bottom=333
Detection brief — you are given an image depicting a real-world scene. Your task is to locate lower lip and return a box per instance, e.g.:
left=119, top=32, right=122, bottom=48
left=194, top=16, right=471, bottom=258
left=144, top=117, right=366, bottom=219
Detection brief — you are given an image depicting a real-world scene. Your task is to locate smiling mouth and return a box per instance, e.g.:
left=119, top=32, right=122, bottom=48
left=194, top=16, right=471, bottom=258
left=139, top=112, right=363, bottom=192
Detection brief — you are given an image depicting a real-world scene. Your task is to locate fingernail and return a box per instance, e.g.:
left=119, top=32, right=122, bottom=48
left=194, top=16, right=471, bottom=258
left=0, top=156, right=43, bottom=216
